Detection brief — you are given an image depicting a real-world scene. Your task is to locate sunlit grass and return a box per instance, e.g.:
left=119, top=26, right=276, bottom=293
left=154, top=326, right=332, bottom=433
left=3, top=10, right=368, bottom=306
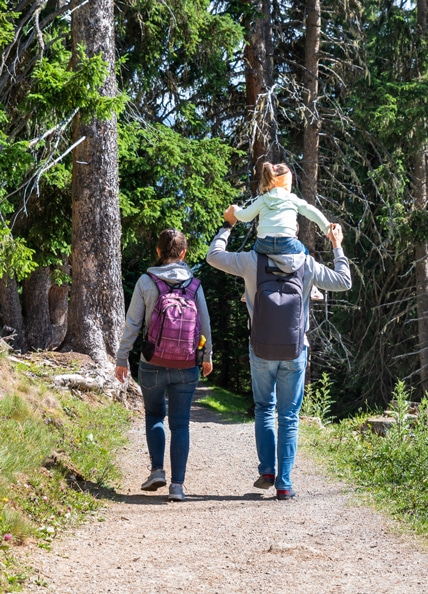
left=301, top=381, right=428, bottom=537
left=197, top=384, right=252, bottom=423
left=0, top=394, right=57, bottom=481
left=0, top=352, right=133, bottom=592
left=60, top=399, right=130, bottom=487
left=0, top=506, right=36, bottom=545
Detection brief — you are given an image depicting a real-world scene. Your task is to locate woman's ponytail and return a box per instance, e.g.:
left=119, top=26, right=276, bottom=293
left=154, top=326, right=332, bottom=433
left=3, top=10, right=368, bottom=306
left=156, top=229, right=187, bottom=265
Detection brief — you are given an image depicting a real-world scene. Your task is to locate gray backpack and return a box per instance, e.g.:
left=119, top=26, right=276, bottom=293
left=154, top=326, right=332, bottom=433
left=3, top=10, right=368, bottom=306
left=250, top=253, right=305, bottom=360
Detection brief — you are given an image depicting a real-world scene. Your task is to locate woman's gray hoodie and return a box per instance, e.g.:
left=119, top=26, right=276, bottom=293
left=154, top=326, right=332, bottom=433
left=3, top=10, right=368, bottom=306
left=116, top=261, right=212, bottom=368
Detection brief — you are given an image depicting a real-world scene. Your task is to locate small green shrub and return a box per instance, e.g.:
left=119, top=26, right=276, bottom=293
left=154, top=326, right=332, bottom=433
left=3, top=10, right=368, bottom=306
left=301, top=373, right=335, bottom=425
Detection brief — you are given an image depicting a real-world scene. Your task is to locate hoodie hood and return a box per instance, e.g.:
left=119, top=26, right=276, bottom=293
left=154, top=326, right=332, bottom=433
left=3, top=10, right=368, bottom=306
left=266, top=251, right=306, bottom=274
left=263, top=186, right=293, bottom=210
left=146, top=261, right=193, bottom=285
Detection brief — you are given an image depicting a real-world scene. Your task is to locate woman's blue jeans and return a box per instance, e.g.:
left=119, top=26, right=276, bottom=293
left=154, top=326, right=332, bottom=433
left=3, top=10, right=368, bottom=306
left=138, top=361, right=200, bottom=484
left=249, top=345, right=307, bottom=490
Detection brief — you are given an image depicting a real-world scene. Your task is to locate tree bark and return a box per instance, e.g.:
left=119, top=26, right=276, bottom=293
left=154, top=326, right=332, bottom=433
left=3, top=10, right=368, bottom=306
left=63, top=0, right=124, bottom=365
left=22, top=267, right=53, bottom=351
left=414, top=0, right=428, bottom=392
left=21, top=267, right=69, bottom=352
left=0, top=275, right=26, bottom=352
left=48, top=284, right=69, bottom=349
left=414, top=145, right=428, bottom=392
left=244, top=0, right=278, bottom=195
left=418, top=0, right=427, bottom=31
left=299, top=0, right=321, bottom=255
left=415, top=240, right=428, bottom=391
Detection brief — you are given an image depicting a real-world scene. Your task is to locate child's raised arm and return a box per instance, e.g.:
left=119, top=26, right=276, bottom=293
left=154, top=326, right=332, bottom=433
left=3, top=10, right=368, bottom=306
left=298, top=201, right=331, bottom=235
left=228, top=199, right=262, bottom=223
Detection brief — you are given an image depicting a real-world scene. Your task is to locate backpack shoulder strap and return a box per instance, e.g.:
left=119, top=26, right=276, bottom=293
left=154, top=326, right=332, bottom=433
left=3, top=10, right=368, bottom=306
left=295, top=261, right=305, bottom=283
left=147, top=272, right=170, bottom=295
left=256, top=253, right=268, bottom=287
left=185, top=277, right=201, bottom=298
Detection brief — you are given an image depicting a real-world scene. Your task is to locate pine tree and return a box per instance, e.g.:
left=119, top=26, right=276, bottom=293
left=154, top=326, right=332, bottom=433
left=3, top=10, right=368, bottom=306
left=62, top=0, right=125, bottom=365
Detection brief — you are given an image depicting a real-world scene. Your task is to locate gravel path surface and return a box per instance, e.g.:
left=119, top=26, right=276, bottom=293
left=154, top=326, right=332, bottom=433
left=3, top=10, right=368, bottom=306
left=20, top=385, right=428, bottom=593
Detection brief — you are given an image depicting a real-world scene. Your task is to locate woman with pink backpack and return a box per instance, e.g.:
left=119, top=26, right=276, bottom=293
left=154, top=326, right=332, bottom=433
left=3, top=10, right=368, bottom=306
left=115, top=229, right=213, bottom=502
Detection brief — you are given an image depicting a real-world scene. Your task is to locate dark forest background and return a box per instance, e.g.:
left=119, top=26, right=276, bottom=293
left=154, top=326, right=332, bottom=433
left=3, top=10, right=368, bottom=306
left=1, top=0, right=427, bottom=417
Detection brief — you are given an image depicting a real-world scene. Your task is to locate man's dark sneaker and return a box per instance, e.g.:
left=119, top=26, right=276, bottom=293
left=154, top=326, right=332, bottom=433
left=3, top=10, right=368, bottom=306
left=276, top=489, right=296, bottom=500
left=253, top=474, right=275, bottom=489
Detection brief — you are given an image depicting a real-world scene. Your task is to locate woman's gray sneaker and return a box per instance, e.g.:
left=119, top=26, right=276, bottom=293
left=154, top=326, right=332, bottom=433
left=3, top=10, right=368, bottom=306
left=168, top=483, right=185, bottom=502
left=141, top=469, right=166, bottom=491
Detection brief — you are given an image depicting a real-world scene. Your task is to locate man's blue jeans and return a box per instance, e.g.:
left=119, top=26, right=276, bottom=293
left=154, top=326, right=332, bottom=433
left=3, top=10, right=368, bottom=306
left=138, top=361, right=199, bottom=484
left=249, top=345, right=307, bottom=490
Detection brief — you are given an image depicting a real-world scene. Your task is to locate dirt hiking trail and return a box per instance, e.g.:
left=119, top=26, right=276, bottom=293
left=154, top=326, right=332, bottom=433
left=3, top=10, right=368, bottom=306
left=20, top=385, right=428, bottom=593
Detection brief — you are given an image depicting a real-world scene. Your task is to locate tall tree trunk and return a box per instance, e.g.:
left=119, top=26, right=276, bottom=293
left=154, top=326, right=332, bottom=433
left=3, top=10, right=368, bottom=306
left=0, top=275, right=26, bottom=352
left=299, top=0, right=321, bottom=255
left=21, top=267, right=69, bottom=351
left=414, top=0, right=428, bottom=392
left=48, top=283, right=69, bottom=350
left=244, top=0, right=278, bottom=195
left=415, top=228, right=428, bottom=393
left=63, top=0, right=124, bottom=365
left=300, top=0, right=321, bottom=386
left=22, top=267, right=53, bottom=350
left=414, top=146, right=428, bottom=393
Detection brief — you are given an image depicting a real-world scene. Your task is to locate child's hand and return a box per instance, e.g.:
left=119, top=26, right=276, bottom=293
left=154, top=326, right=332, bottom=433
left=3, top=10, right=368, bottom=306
left=327, top=223, right=343, bottom=248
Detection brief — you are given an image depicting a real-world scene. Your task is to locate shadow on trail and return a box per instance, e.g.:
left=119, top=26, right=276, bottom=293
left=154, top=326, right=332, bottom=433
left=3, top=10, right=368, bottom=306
left=190, top=402, right=247, bottom=425
left=73, top=480, right=268, bottom=505
left=72, top=383, right=253, bottom=505
left=112, top=492, right=269, bottom=505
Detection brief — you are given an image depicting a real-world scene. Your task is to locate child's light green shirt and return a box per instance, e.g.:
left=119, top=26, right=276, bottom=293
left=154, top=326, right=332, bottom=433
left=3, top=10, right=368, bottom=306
left=234, top=187, right=330, bottom=237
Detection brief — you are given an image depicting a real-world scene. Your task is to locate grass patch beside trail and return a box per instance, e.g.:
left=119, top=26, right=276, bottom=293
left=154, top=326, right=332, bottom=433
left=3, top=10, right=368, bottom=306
left=0, top=351, right=134, bottom=593
left=197, top=384, right=253, bottom=423
left=300, top=381, right=428, bottom=539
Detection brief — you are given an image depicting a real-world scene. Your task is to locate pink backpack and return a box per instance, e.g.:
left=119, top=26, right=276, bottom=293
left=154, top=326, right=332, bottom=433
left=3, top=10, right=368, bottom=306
left=142, top=273, right=201, bottom=368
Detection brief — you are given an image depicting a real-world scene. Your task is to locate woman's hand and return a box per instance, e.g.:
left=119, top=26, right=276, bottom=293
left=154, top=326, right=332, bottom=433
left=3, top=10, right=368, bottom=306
left=202, top=362, right=213, bottom=377
left=115, top=366, right=128, bottom=383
